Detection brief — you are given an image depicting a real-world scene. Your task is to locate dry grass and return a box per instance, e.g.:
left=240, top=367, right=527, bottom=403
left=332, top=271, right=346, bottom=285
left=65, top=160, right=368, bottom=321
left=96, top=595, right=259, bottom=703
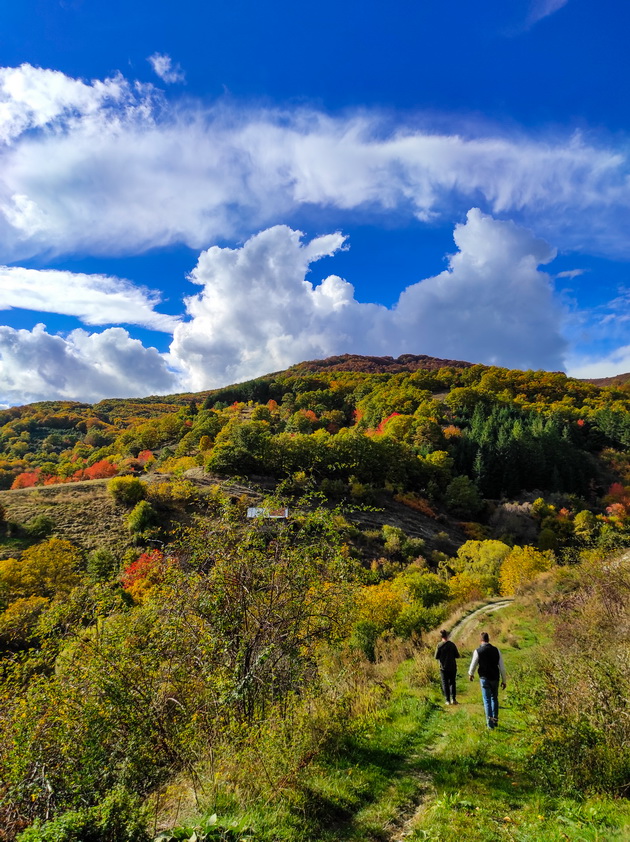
left=0, top=481, right=132, bottom=557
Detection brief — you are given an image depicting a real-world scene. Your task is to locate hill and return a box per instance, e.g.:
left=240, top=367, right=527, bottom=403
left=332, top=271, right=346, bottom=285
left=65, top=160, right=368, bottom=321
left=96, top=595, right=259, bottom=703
left=583, top=371, right=630, bottom=387
left=1, top=352, right=630, bottom=839
left=2, top=352, right=630, bottom=554
left=288, top=352, right=476, bottom=374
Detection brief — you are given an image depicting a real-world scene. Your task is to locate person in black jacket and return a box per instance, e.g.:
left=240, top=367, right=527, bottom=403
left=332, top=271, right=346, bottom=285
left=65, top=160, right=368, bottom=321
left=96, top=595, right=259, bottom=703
left=468, top=631, right=507, bottom=729
left=435, top=629, right=460, bottom=705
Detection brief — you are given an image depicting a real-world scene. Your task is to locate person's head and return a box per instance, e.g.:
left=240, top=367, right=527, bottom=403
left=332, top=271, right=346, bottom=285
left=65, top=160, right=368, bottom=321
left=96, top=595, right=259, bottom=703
left=480, top=632, right=490, bottom=643
left=440, top=629, right=450, bottom=640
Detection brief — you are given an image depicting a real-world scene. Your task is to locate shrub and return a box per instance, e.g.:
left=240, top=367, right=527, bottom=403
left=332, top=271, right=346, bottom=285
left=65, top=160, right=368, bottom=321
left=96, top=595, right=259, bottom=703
left=126, top=500, right=158, bottom=534
left=87, top=548, right=119, bottom=582
left=350, top=619, right=379, bottom=662
left=444, top=475, right=484, bottom=518
left=0, top=596, right=49, bottom=647
left=499, top=545, right=555, bottom=595
left=401, top=571, right=449, bottom=607
left=120, top=550, right=168, bottom=602
left=16, top=786, right=150, bottom=842
left=11, top=471, right=41, bottom=489
left=83, top=459, right=118, bottom=480
left=107, top=476, right=146, bottom=506
left=393, top=603, right=446, bottom=639
left=521, top=559, right=630, bottom=796
left=0, top=538, right=82, bottom=601
left=24, top=514, right=55, bottom=540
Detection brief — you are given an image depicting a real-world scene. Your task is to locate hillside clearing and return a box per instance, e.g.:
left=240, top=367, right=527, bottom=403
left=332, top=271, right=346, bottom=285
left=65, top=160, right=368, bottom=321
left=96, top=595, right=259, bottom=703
left=0, top=481, right=131, bottom=557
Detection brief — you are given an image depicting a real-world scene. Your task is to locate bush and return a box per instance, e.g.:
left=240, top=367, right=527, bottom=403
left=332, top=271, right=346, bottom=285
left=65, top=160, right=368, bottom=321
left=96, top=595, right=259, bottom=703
left=16, top=786, right=150, bottom=842
left=393, top=603, right=446, bottom=639
left=125, top=500, right=158, bottom=534
left=519, top=559, right=630, bottom=797
left=351, top=620, right=379, bottom=662
left=107, top=476, right=146, bottom=506
left=444, top=475, right=484, bottom=518
left=0, top=538, right=82, bottom=601
left=24, top=514, right=55, bottom=540
left=87, top=548, right=119, bottom=582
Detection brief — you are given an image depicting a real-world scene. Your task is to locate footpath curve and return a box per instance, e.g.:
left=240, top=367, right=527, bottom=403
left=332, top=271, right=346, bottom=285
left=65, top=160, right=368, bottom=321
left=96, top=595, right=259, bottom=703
left=449, top=598, right=514, bottom=641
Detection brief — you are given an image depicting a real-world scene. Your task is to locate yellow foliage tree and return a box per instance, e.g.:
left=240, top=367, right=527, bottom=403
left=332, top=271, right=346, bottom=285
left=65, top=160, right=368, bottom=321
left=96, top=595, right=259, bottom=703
left=356, top=581, right=405, bottom=633
left=448, top=571, right=489, bottom=605
left=0, top=595, right=49, bottom=645
left=0, top=538, right=82, bottom=601
left=499, top=545, right=555, bottom=595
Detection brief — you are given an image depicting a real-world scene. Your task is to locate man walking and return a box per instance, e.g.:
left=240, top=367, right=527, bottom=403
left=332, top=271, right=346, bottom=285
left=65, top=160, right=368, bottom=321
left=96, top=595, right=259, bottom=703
left=468, top=631, right=507, bottom=729
left=435, top=629, right=460, bottom=705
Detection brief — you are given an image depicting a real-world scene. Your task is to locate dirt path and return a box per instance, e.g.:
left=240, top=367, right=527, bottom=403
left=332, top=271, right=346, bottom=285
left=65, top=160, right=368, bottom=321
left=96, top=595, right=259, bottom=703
left=450, top=598, right=513, bottom=641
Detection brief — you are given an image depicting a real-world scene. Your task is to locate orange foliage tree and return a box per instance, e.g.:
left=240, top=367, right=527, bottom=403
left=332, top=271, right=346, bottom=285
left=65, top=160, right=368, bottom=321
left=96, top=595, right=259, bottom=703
left=120, top=550, right=171, bottom=602
left=10, top=470, right=41, bottom=489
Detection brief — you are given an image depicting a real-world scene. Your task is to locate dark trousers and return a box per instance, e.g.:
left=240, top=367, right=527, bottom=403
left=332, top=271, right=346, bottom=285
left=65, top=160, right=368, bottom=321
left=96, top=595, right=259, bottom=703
left=440, top=668, right=457, bottom=702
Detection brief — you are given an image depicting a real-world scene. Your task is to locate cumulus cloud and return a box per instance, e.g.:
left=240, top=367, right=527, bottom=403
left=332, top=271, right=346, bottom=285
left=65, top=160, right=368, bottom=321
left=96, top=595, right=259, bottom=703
left=0, top=266, right=179, bottom=331
left=169, top=210, right=566, bottom=390
left=147, top=53, right=185, bottom=84
left=0, top=210, right=569, bottom=404
left=0, top=324, right=179, bottom=405
left=0, top=64, right=628, bottom=260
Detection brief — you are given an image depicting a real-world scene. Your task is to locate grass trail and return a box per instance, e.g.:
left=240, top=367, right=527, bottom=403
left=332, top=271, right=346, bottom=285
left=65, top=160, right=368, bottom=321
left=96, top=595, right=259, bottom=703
left=394, top=605, right=630, bottom=842
left=287, top=602, right=630, bottom=842
left=176, top=602, right=630, bottom=842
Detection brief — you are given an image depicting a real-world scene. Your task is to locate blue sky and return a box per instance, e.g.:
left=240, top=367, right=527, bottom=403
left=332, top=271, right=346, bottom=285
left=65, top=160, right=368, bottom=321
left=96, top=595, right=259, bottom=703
left=0, top=0, right=629, bottom=404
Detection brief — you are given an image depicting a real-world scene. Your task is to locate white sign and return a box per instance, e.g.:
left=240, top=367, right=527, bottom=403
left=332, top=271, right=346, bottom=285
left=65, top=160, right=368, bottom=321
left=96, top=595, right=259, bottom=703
left=247, top=507, right=289, bottom=519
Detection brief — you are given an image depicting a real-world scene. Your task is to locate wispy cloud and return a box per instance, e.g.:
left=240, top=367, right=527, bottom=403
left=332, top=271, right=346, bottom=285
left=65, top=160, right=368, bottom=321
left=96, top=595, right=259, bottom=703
left=0, top=266, right=179, bottom=331
left=147, top=53, right=185, bottom=84
left=0, top=64, right=628, bottom=262
left=566, top=345, right=630, bottom=379
left=527, top=0, right=569, bottom=27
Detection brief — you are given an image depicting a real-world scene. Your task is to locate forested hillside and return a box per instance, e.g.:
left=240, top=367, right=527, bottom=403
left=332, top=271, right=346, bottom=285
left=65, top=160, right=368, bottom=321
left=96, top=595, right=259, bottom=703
left=1, top=355, right=630, bottom=840
left=2, top=354, right=630, bottom=556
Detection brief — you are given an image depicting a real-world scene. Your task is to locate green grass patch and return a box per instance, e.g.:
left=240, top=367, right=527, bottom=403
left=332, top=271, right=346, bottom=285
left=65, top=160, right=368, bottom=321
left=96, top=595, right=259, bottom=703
left=237, top=686, right=437, bottom=841
left=403, top=607, right=630, bottom=841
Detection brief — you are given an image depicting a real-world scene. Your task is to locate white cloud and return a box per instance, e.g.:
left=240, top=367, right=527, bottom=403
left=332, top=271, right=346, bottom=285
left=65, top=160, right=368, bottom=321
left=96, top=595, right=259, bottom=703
left=0, top=266, right=179, bottom=331
left=566, top=346, right=630, bottom=379
left=0, top=64, right=628, bottom=260
left=169, top=210, right=566, bottom=390
left=0, top=63, right=132, bottom=144
left=2, top=210, right=620, bottom=404
left=528, top=0, right=569, bottom=26
left=0, top=324, right=179, bottom=405
left=147, top=53, right=185, bottom=85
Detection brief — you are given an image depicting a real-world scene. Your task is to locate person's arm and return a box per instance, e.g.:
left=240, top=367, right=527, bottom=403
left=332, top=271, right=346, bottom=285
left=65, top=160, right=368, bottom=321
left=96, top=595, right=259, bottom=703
left=497, top=650, right=507, bottom=686
left=435, top=644, right=441, bottom=661
left=453, top=643, right=461, bottom=659
left=468, top=649, right=478, bottom=679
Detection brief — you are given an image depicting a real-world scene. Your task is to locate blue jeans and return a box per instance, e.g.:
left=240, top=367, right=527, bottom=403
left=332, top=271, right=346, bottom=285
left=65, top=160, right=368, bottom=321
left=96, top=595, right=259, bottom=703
left=479, top=677, right=499, bottom=728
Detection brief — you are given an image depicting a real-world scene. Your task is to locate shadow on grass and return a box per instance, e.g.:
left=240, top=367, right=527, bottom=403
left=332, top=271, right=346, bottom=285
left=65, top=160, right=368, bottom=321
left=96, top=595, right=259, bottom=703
left=297, top=731, right=426, bottom=841
left=412, top=746, right=537, bottom=813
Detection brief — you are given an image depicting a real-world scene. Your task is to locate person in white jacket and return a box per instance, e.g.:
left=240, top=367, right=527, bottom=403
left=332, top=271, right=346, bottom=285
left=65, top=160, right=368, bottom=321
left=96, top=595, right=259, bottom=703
left=468, top=631, right=507, bottom=729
